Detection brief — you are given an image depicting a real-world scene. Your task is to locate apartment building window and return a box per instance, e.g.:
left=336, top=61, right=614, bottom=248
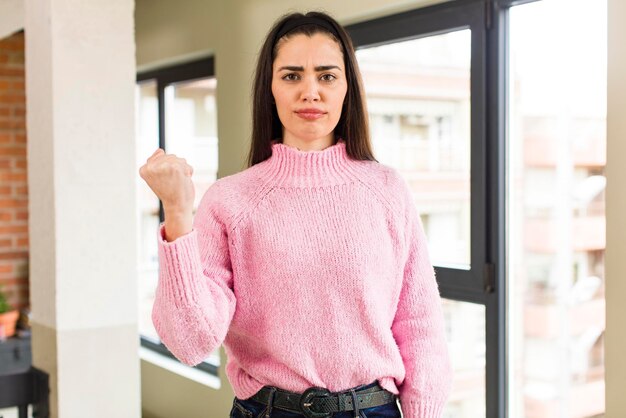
left=135, top=57, right=220, bottom=374
left=349, top=4, right=488, bottom=414
left=508, top=1, right=606, bottom=417
left=348, top=0, right=606, bottom=416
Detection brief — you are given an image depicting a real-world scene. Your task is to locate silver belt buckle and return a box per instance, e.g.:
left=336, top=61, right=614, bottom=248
left=300, top=387, right=332, bottom=418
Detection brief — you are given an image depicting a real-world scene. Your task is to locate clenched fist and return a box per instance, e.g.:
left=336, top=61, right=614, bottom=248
left=139, top=148, right=195, bottom=212
left=139, top=150, right=195, bottom=242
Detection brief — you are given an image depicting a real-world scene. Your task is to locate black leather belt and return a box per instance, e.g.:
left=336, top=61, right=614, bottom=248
left=249, top=381, right=397, bottom=418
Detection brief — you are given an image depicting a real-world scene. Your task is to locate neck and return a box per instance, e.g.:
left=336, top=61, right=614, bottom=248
left=281, top=134, right=335, bottom=152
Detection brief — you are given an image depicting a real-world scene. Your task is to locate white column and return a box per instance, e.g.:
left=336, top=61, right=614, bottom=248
left=24, top=1, right=140, bottom=417
left=607, top=0, right=626, bottom=416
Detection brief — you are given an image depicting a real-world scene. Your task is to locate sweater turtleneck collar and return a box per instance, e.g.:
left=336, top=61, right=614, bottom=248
left=260, top=138, right=364, bottom=188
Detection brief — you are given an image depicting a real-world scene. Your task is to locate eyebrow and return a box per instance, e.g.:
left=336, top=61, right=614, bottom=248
left=277, top=65, right=342, bottom=72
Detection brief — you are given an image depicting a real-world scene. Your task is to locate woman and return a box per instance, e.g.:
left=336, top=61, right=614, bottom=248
left=139, top=11, right=453, bottom=418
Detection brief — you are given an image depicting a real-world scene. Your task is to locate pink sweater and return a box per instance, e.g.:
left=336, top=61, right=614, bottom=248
left=152, top=139, right=453, bottom=417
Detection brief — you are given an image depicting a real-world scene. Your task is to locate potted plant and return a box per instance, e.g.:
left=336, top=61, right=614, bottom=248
left=0, top=284, right=19, bottom=339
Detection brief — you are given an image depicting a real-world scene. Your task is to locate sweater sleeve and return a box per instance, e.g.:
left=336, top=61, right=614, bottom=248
left=151, top=187, right=237, bottom=367
left=391, top=178, right=454, bottom=417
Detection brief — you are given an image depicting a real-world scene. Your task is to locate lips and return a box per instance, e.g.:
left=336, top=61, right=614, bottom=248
left=295, top=108, right=326, bottom=120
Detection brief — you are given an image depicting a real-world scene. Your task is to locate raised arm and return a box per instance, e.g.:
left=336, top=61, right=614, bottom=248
left=151, top=184, right=237, bottom=366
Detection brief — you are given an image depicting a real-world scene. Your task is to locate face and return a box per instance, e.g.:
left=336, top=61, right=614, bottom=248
left=271, top=32, right=348, bottom=148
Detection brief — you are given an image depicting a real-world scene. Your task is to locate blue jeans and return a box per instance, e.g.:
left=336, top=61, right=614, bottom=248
left=229, top=381, right=402, bottom=418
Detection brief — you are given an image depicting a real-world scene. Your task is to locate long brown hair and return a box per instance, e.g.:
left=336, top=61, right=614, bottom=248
left=246, top=11, right=377, bottom=167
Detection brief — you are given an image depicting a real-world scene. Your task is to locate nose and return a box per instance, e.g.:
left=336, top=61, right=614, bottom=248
left=300, top=76, right=320, bottom=102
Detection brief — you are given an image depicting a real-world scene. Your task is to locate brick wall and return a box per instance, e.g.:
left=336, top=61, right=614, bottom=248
left=0, top=30, right=28, bottom=312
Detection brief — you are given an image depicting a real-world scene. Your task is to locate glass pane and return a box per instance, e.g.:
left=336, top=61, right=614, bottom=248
left=442, top=300, right=486, bottom=418
left=164, top=77, right=219, bottom=214
left=508, top=1, right=606, bottom=417
left=163, top=77, right=220, bottom=365
left=135, top=80, right=160, bottom=341
left=356, top=30, right=471, bottom=269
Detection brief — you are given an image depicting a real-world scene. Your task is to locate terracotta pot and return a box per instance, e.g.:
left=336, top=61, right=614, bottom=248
left=0, top=309, right=19, bottom=338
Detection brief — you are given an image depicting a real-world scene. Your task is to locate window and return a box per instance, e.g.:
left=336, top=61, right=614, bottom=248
left=349, top=2, right=490, bottom=415
left=357, top=29, right=472, bottom=268
left=348, top=0, right=606, bottom=416
left=507, top=1, right=606, bottom=417
left=135, top=57, right=220, bottom=375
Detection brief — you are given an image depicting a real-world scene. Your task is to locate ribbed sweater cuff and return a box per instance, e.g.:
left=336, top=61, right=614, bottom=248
left=157, top=223, right=206, bottom=307
left=400, top=398, right=446, bottom=418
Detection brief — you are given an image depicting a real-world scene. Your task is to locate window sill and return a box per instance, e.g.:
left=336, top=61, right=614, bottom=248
left=139, top=345, right=221, bottom=389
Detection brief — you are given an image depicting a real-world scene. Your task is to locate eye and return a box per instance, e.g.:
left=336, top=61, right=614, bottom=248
left=282, top=73, right=299, bottom=81
left=320, top=74, right=336, bottom=82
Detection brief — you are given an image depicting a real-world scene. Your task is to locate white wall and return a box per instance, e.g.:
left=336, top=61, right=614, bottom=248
left=606, top=0, right=626, bottom=415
